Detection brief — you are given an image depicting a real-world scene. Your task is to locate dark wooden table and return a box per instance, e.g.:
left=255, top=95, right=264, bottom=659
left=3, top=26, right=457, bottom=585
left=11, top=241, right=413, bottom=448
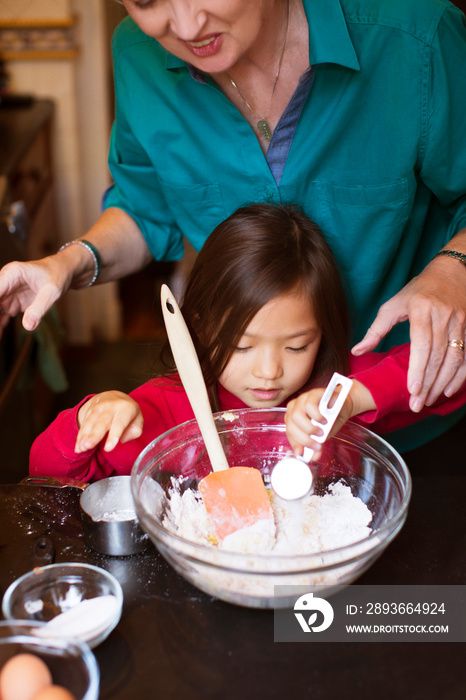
left=0, top=458, right=464, bottom=700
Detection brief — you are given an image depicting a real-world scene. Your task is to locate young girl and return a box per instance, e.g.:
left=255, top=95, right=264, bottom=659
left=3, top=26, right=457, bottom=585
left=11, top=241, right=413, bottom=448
left=30, top=204, right=466, bottom=482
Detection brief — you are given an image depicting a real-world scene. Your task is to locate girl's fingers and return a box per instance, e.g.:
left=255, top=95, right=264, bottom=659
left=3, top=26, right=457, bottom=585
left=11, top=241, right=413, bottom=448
left=105, top=415, right=144, bottom=450
left=119, top=418, right=144, bottom=444
left=75, top=393, right=142, bottom=453
left=285, top=393, right=326, bottom=452
left=75, top=421, right=110, bottom=453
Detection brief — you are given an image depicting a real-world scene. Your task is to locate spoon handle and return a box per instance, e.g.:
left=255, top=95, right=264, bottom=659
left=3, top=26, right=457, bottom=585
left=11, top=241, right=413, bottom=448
left=312, top=373, right=353, bottom=443
left=161, top=285, right=230, bottom=472
left=300, top=373, right=353, bottom=462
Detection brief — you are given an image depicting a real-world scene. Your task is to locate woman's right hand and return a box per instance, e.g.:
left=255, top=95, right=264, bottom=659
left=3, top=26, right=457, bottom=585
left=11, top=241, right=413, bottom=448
left=0, top=209, right=154, bottom=338
left=76, top=391, right=144, bottom=454
left=0, top=254, right=75, bottom=336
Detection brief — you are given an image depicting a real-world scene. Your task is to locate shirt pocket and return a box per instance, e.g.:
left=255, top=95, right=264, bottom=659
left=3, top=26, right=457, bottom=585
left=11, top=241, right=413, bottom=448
left=159, top=179, right=226, bottom=251
left=317, top=179, right=410, bottom=281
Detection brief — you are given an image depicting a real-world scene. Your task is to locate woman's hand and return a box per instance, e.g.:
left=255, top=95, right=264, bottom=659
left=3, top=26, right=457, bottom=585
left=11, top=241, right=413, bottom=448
left=76, top=391, right=144, bottom=453
left=0, top=208, right=153, bottom=338
left=0, top=256, right=73, bottom=336
left=352, top=249, right=466, bottom=412
left=285, top=381, right=375, bottom=459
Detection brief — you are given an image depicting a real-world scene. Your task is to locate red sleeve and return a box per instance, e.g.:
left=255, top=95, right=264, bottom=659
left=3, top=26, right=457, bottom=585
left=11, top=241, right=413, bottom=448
left=348, top=344, right=466, bottom=433
left=29, top=379, right=195, bottom=482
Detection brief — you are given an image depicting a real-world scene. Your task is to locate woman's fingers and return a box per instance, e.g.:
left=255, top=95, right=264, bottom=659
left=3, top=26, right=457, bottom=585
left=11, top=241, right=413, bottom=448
left=353, top=261, right=466, bottom=410
left=351, top=296, right=404, bottom=356
left=0, top=259, right=68, bottom=336
left=22, top=281, right=63, bottom=331
left=405, top=297, right=441, bottom=402
left=443, top=358, right=466, bottom=398
left=424, top=340, right=466, bottom=405
left=407, top=293, right=466, bottom=407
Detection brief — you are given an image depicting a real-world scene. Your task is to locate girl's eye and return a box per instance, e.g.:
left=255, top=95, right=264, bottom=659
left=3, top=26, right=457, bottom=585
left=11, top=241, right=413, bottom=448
left=130, top=0, right=156, bottom=9
left=286, top=345, right=310, bottom=353
left=235, top=346, right=251, bottom=353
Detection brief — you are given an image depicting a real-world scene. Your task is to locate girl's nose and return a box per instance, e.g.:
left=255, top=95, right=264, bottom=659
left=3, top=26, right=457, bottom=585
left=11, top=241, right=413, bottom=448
left=169, top=2, right=208, bottom=41
left=253, top=351, right=283, bottom=380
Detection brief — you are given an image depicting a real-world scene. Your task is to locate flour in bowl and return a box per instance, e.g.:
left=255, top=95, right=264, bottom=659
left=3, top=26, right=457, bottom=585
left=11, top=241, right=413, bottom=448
left=163, top=478, right=372, bottom=555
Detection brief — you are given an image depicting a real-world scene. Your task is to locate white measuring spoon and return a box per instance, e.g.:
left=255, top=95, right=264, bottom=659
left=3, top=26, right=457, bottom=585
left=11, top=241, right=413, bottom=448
left=270, top=372, right=353, bottom=500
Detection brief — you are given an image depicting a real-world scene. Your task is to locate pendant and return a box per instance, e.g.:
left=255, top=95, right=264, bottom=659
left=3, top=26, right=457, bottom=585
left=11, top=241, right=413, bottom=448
left=257, top=119, right=272, bottom=141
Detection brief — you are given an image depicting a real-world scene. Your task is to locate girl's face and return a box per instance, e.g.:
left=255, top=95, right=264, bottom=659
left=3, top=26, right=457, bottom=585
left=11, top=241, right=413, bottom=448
left=219, top=288, right=322, bottom=408
left=121, top=0, right=274, bottom=74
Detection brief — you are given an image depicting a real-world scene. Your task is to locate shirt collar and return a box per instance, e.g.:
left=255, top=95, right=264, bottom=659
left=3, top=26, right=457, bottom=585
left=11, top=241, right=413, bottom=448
left=303, top=0, right=360, bottom=70
left=165, top=0, right=359, bottom=77
left=165, top=52, right=206, bottom=82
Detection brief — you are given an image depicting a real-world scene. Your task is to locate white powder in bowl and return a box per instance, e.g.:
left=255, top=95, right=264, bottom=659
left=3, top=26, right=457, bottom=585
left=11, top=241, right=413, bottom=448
left=163, top=478, right=372, bottom=555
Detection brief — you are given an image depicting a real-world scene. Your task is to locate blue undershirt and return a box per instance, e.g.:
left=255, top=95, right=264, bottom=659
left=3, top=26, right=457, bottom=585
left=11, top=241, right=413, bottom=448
left=187, top=64, right=316, bottom=187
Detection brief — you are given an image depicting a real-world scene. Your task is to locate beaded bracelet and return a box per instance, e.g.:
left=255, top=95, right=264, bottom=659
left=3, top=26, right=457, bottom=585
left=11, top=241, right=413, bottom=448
left=433, top=249, right=466, bottom=267
left=58, top=239, right=102, bottom=287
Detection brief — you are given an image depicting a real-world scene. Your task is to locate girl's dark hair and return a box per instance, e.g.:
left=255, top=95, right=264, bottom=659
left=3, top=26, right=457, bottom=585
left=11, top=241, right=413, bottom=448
left=162, top=203, right=350, bottom=404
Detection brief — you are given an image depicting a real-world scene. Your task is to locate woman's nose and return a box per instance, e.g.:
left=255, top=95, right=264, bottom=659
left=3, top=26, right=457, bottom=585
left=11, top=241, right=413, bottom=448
left=169, top=2, right=208, bottom=40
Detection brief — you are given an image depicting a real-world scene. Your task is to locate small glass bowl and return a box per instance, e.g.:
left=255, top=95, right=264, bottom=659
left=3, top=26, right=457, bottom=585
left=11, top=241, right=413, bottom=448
left=2, top=563, right=123, bottom=649
left=0, top=620, right=99, bottom=700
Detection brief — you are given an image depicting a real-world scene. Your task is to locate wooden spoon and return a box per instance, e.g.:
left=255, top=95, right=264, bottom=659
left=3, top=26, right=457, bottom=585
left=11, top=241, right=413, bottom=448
left=160, top=285, right=274, bottom=542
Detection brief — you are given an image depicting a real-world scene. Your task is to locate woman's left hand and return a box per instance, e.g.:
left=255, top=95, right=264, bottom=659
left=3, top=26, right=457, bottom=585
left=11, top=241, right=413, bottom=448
left=352, top=248, right=466, bottom=412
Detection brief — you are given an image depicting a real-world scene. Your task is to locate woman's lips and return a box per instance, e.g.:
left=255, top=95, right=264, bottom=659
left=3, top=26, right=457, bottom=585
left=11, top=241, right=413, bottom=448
left=249, top=388, right=282, bottom=402
left=184, top=33, right=222, bottom=57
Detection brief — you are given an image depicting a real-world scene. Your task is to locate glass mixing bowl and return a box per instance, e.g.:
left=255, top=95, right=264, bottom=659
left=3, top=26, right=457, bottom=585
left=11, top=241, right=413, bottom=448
left=131, top=408, right=411, bottom=608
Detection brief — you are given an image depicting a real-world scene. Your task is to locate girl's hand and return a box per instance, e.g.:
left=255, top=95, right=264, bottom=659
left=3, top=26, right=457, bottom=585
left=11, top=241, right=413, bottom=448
left=285, top=381, right=375, bottom=458
left=75, top=391, right=144, bottom=453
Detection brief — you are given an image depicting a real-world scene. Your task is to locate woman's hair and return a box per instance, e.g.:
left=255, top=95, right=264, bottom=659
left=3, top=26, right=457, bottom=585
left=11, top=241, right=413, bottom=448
left=161, top=203, right=350, bottom=401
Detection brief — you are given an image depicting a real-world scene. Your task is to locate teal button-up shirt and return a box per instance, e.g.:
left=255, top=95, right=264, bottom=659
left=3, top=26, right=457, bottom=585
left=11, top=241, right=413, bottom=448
left=105, top=0, right=466, bottom=450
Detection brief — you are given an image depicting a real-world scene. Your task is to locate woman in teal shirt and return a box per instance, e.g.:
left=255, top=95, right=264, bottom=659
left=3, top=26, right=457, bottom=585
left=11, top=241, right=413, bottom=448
left=1, top=0, right=466, bottom=450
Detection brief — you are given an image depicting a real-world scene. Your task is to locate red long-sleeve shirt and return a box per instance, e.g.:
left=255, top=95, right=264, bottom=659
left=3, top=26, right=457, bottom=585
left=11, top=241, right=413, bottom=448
left=29, top=344, right=466, bottom=482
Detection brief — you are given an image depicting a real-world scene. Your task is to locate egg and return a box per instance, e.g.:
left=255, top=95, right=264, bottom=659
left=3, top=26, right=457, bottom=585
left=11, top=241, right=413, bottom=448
left=0, top=653, right=52, bottom=700
left=31, top=686, right=77, bottom=700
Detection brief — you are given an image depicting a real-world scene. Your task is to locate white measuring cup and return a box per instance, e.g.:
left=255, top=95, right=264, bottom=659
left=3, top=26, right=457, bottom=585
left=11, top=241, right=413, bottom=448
left=270, top=372, right=354, bottom=500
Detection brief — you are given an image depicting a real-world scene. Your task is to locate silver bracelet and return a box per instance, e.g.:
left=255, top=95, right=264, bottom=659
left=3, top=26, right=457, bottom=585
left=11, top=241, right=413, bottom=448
left=58, top=239, right=102, bottom=287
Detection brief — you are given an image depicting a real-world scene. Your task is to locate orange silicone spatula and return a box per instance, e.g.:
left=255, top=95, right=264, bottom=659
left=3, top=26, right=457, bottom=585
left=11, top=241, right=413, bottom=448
left=160, top=285, right=274, bottom=542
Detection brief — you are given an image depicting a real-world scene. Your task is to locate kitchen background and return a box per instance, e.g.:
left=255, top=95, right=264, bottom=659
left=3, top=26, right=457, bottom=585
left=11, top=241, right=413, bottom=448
left=0, top=0, right=187, bottom=477
left=1, top=0, right=465, bottom=479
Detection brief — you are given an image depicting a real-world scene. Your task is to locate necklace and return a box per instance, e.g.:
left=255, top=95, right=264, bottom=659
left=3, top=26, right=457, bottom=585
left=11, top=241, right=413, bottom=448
left=226, top=0, right=290, bottom=141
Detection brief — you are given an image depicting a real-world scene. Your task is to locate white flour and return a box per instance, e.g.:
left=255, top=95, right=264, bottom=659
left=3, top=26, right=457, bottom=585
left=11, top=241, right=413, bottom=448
left=163, top=478, right=372, bottom=555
